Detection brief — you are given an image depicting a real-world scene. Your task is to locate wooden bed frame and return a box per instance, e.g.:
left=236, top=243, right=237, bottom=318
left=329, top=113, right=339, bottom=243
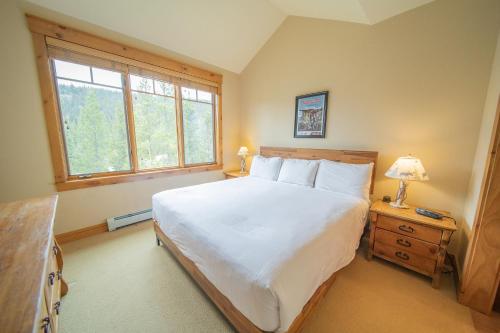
left=154, top=147, right=378, bottom=333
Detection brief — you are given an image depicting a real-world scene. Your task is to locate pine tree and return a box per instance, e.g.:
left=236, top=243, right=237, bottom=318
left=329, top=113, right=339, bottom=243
left=133, top=82, right=178, bottom=169
left=183, top=100, right=214, bottom=164
left=70, top=91, right=110, bottom=174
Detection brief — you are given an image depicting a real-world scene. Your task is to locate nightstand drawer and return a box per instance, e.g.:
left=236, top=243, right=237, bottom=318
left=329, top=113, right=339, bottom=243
left=377, top=215, right=442, bottom=244
left=375, top=228, right=439, bottom=259
left=374, top=242, right=436, bottom=275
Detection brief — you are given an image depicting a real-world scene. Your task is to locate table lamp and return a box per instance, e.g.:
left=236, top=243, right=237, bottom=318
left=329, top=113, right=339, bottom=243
left=385, top=155, right=429, bottom=209
left=237, top=146, right=249, bottom=173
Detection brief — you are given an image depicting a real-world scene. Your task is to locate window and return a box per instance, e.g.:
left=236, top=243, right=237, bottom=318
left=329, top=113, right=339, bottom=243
left=130, top=74, right=178, bottom=170
left=29, top=16, right=222, bottom=191
left=181, top=87, right=215, bottom=165
left=54, top=60, right=131, bottom=176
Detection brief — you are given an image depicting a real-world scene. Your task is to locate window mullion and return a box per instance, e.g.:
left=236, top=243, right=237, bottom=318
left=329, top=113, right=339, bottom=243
left=124, top=69, right=139, bottom=172
left=175, top=85, right=185, bottom=168
left=212, top=93, right=218, bottom=164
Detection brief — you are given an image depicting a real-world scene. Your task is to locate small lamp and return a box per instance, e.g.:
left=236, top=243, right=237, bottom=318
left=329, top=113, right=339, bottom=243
left=385, top=155, right=429, bottom=209
left=237, top=146, right=249, bottom=173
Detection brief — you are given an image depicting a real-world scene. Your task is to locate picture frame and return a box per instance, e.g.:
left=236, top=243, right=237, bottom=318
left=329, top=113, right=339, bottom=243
left=294, top=91, right=328, bottom=138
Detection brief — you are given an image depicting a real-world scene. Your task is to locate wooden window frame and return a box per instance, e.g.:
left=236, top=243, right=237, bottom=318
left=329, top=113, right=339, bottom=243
left=27, top=15, right=223, bottom=191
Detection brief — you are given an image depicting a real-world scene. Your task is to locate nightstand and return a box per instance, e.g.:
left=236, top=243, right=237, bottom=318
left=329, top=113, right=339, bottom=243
left=223, top=170, right=249, bottom=179
left=367, top=200, right=457, bottom=288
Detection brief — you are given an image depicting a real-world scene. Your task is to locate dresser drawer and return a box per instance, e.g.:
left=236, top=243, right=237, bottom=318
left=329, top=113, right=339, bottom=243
left=50, top=299, right=60, bottom=333
left=375, top=228, right=439, bottom=259
left=377, top=215, right=442, bottom=244
left=38, top=294, right=51, bottom=333
left=374, top=242, right=436, bottom=275
left=44, top=239, right=60, bottom=314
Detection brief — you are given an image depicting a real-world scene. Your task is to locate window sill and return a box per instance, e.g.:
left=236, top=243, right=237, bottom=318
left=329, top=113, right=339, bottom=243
left=55, top=163, right=223, bottom=191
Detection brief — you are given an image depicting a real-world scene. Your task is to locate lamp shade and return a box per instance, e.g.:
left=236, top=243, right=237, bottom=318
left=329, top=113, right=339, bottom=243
left=237, top=146, right=249, bottom=156
left=385, top=156, right=429, bottom=181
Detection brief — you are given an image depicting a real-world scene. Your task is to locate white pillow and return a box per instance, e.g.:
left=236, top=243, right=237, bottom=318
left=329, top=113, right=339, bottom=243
left=277, top=159, right=320, bottom=187
left=315, top=160, right=373, bottom=200
left=249, top=156, right=283, bottom=180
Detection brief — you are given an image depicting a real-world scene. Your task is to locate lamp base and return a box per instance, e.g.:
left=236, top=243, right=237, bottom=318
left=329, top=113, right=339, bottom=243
left=239, top=156, right=247, bottom=174
left=389, top=179, right=410, bottom=209
left=389, top=201, right=410, bottom=209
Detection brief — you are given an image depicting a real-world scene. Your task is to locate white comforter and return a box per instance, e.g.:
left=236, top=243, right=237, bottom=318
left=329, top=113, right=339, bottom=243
left=152, top=177, right=368, bottom=332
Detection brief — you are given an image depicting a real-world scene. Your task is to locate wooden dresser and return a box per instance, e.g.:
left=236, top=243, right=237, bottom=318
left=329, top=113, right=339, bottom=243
left=0, top=195, right=68, bottom=333
left=367, top=200, right=457, bottom=288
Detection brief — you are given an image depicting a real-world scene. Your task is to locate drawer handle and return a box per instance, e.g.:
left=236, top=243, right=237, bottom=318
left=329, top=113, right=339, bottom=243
left=54, top=301, right=61, bottom=315
left=48, top=272, right=55, bottom=286
left=41, top=317, right=50, bottom=333
left=396, top=239, right=411, bottom=247
left=53, top=245, right=58, bottom=256
left=398, top=224, right=415, bottom=233
left=395, top=251, right=410, bottom=260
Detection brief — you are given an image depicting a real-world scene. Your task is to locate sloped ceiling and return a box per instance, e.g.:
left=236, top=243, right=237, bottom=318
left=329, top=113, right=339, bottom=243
left=23, top=0, right=286, bottom=73
left=24, top=0, right=435, bottom=73
left=268, top=0, right=435, bottom=25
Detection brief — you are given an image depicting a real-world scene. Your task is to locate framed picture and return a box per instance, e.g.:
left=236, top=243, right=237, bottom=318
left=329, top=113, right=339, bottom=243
left=294, top=91, right=328, bottom=138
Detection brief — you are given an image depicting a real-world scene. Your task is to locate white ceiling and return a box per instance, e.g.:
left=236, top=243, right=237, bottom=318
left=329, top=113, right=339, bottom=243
left=24, top=0, right=434, bottom=73
left=268, top=0, right=435, bottom=25
left=24, top=0, right=286, bottom=73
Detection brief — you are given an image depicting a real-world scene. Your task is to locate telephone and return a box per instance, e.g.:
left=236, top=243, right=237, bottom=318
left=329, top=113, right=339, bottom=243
left=415, top=207, right=443, bottom=220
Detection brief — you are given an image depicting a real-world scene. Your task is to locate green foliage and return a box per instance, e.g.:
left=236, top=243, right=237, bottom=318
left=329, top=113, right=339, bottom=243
left=183, top=100, right=215, bottom=165
left=132, top=92, right=178, bottom=169
left=59, top=83, right=129, bottom=175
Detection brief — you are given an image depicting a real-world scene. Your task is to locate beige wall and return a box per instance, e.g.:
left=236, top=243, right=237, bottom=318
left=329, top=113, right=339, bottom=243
left=0, top=0, right=241, bottom=233
left=240, top=0, right=500, bottom=252
left=463, top=33, right=500, bottom=228
left=458, top=33, right=500, bottom=268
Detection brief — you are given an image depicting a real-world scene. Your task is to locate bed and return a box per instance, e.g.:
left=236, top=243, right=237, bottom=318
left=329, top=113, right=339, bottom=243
left=153, top=147, right=378, bottom=333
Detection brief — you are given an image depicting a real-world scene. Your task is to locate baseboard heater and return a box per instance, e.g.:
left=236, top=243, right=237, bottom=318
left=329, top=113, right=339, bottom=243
left=107, top=208, right=152, bottom=231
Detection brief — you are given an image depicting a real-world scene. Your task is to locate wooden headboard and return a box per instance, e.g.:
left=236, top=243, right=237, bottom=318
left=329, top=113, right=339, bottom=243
left=260, top=146, right=379, bottom=194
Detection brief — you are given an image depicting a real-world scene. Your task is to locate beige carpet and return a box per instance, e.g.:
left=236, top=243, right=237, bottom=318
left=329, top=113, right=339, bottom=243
left=59, top=221, right=480, bottom=333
